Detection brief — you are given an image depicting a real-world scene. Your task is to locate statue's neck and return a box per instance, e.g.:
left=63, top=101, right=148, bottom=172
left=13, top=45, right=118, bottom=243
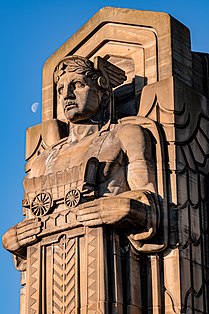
left=68, top=122, right=100, bottom=143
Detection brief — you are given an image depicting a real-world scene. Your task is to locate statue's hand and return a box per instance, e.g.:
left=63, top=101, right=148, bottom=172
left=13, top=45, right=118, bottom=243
left=16, top=218, right=42, bottom=247
left=2, top=218, right=42, bottom=257
left=76, top=197, right=146, bottom=227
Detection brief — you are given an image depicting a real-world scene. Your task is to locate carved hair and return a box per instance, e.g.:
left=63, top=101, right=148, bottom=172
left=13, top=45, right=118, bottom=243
left=54, top=56, right=101, bottom=85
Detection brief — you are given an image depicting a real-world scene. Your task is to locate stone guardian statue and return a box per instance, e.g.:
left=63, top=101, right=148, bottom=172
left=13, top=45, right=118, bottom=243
left=3, top=55, right=159, bottom=313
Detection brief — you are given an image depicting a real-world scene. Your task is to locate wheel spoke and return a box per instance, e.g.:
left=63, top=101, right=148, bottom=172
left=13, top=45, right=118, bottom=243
left=40, top=207, right=45, bottom=215
left=33, top=208, right=38, bottom=214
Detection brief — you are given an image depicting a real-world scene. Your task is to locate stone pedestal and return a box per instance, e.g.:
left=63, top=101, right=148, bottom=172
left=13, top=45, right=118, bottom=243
left=23, top=224, right=142, bottom=313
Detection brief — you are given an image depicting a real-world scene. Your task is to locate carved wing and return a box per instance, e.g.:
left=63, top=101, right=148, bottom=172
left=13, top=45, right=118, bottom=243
left=137, top=77, right=209, bottom=310
left=94, top=56, right=127, bottom=88
left=175, top=95, right=209, bottom=312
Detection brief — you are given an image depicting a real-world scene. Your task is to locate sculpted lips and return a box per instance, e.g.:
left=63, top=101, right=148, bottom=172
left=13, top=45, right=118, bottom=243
left=64, top=102, right=78, bottom=111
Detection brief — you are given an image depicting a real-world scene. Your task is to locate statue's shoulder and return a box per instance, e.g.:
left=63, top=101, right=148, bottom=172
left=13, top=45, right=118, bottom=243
left=26, top=137, right=69, bottom=178
left=109, top=117, right=154, bottom=157
left=51, top=136, right=69, bottom=149
left=113, top=118, right=145, bottom=141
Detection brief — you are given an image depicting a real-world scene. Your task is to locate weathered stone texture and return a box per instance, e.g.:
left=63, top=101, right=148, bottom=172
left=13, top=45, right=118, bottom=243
left=2, top=7, right=209, bottom=314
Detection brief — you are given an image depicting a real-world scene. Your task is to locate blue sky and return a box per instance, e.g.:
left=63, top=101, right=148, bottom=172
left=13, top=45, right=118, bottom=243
left=1, top=0, right=209, bottom=312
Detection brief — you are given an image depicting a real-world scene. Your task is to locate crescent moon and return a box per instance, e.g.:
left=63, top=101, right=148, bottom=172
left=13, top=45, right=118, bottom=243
left=31, top=102, right=39, bottom=113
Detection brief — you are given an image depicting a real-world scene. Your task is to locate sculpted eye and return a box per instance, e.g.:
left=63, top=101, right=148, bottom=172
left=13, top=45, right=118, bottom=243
left=75, top=81, right=85, bottom=88
left=58, top=86, right=64, bottom=94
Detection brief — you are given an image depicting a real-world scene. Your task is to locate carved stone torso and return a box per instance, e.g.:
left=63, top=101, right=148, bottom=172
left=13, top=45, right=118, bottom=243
left=25, top=124, right=130, bottom=202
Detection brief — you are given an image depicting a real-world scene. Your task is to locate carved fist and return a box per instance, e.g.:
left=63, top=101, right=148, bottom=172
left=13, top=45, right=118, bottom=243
left=2, top=218, right=42, bottom=257
left=76, top=197, right=147, bottom=227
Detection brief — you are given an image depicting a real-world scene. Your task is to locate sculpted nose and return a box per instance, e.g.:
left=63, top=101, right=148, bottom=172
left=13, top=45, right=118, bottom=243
left=64, top=84, right=76, bottom=100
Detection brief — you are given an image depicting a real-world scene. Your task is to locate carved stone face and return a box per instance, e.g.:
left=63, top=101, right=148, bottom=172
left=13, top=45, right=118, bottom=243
left=57, top=71, right=101, bottom=123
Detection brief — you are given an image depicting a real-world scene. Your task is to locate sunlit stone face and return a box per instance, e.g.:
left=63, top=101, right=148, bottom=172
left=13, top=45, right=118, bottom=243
left=57, top=71, right=101, bottom=123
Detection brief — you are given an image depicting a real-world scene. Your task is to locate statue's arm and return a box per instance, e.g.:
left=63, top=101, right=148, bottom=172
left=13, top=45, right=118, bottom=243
left=116, top=123, right=156, bottom=193
left=2, top=218, right=42, bottom=258
left=76, top=124, right=157, bottom=232
left=76, top=194, right=147, bottom=227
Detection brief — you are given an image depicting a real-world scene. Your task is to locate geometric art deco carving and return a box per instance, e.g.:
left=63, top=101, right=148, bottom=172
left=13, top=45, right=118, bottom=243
left=2, top=7, right=209, bottom=314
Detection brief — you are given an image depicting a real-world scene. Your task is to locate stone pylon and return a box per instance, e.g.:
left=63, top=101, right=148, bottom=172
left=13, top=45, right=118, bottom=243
left=3, top=7, right=209, bottom=314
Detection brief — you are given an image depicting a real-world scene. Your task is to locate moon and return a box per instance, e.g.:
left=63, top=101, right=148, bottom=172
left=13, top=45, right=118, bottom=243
left=31, top=102, right=39, bottom=113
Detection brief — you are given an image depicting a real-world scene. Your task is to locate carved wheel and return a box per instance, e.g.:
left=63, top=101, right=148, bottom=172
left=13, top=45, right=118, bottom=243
left=64, top=189, right=81, bottom=208
left=30, top=192, right=52, bottom=217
